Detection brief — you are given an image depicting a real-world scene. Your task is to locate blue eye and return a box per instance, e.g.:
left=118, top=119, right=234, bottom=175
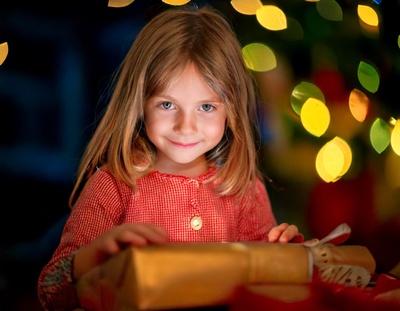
left=200, top=104, right=214, bottom=112
left=160, top=101, right=174, bottom=110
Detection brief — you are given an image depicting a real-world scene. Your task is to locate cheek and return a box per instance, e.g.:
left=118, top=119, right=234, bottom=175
left=145, top=114, right=170, bottom=142
left=206, top=116, right=226, bottom=141
left=144, top=114, right=157, bottom=141
left=145, top=121, right=159, bottom=142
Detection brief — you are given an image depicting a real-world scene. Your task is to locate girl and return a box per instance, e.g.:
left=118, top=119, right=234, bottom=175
left=38, top=5, right=302, bottom=310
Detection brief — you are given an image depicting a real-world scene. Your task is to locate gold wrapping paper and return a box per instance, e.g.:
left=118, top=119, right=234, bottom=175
left=76, top=242, right=375, bottom=311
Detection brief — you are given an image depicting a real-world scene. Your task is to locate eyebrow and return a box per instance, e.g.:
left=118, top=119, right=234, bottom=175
left=151, top=94, right=222, bottom=104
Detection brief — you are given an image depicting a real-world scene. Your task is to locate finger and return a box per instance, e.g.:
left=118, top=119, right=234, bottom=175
left=278, top=224, right=299, bottom=243
left=120, top=224, right=169, bottom=246
left=268, top=223, right=289, bottom=242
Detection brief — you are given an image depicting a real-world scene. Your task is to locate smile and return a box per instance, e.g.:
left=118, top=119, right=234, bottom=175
left=169, top=140, right=199, bottom=148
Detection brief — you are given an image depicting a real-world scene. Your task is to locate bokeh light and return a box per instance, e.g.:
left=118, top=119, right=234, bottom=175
left=357, top=5, right=379, bottom=26
left=291, top=82, right=325, bottom=116
left=358, top=5, right=380, bottom=38
left=0, top=42, right=8, bottom=65
left=230, top=0, right=262, bottom=15
left=300, top=98, right=330, bottom=137
left=256, top=5, right=287, bottom=31
left=316, top=137, right=352, bottom=182
left=370, top=118, right=390, bottom=154
left=108, top=0, right=135, bottom=8
left=349, top=89, right=369, bottom=123
left=357, top=61, right=380, bottom=93
left=282, top=17, right=304, bottom=40
left=390, top=118, right=400, bottom=156
left=316, top=0, right=343, bottom=22
left=242, top=43, right=276, bottom=72
left=162, top=0, right=191, bottom=5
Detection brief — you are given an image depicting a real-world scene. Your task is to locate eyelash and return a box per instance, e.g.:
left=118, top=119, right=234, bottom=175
left=159, top=101, right=215, bottom=112
left=160, top=101, right=174, bottom=110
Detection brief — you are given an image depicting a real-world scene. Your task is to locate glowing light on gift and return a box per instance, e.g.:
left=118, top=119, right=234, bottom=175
left=291, top=82, right=325, bottom=116
left=316, top=0, right=343, bottom=22
left=108, top=0, right=134, bottom=8
left=349, top=89, right=369, bottom=122
left=242, top=43, right=276, bottom=72
left=390, top=118, right=400, bottom=156
left=0, top=42, right=8, bottom=65
left=385, top=151, right=400, bottom=189
left=357, top=61, right=380, bottom=93
left=230, top=0, right=262, bottom=15
left=300, top=98, right=330, bottom=137
left=256, top=5, right=287, bottom=31
left=162, top=0, right=190, bottom=5
left=357, top=5, right=379, bottom=26
left=370, top=118, right=390, bottom=154
left=316, top=137, right=352, bottom=182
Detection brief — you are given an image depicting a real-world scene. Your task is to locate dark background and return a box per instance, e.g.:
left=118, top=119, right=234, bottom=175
left=0, top=0, right=399, bottom=310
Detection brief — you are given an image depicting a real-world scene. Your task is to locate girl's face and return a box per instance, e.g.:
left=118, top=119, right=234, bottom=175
left=145, top=63, right=226, bottom=177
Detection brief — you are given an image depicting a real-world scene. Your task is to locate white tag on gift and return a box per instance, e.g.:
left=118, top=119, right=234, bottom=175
left=304, top=223, right=352, bottom=247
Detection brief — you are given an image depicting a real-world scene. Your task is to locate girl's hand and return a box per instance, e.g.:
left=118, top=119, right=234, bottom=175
left=73, top=223, right=169, bottom=280
left=268, top=223, right=303, bottom=243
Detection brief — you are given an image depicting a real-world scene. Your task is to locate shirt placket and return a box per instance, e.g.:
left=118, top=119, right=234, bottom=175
left=187, top=179, right=202, bottom=231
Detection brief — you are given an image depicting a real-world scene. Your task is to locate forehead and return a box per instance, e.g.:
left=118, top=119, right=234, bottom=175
left=154, top=64, right=221, bottom=103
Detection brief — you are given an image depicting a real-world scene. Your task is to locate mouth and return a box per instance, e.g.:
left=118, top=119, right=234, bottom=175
left=169, top=139, right=199, bottom=148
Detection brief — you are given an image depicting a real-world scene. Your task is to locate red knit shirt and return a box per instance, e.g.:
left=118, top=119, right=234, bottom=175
left=38, top=165, right=276, bottom=310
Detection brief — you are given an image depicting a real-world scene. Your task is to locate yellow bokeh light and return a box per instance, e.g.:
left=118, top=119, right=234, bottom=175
left=256, top=5, right=287, bottom=31
left=162, top=0, right=190, bottom=5
left=323, top=142, right=344, bottom=182
left=0, top=42, right=8, bottom=66
left=242, top=43, right=276, bottom=72
left=231, top=0, right=263, bottom=15
left=316, top=137, right=352, bottom=182
left=390, top=119, right=400, bottom=156
left=300, top=98, right=330, bottom=137
left=108, top=0, right=135, bottom=8
left=349, top=88, right=369, bottom=122
left=316, top=144, right=335, bottom=182
left=331, top=136, right=352, bottom=176
left=357, top=5, right=379, bottom=27
left=291, top=82, right=325, bottom=116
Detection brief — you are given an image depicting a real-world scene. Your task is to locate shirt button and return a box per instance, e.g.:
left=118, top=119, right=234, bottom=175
left=190, top=216, right=203, bottom=230
left=188, top=180, right=199, bottom=188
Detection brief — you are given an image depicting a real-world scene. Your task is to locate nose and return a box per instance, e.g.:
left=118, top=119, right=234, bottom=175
left=174, top=111, right=197, bottom=135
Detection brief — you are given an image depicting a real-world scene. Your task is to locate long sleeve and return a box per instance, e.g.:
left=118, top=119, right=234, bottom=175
left=37, top=169, right=125, bottom=310
left=237, top=178, right=277, bottom=241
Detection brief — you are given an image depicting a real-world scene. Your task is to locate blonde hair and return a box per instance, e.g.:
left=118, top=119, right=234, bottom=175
left=69, top=5, right=261, bottom=207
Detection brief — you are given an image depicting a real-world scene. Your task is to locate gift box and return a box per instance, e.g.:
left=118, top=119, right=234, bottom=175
left=76, top=241, right=375, bottom=311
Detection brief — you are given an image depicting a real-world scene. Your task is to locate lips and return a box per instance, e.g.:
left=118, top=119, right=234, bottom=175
left=169, top=139, right=199, bottom=148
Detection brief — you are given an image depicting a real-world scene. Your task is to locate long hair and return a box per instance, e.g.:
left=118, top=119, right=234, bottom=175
left=69, top=5, right=261, bottom=207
